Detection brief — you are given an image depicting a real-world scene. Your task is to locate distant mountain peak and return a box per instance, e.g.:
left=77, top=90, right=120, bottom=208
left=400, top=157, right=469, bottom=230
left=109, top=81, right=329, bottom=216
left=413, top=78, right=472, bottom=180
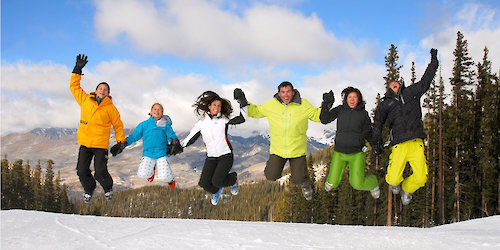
left=30, top=127, right=78, bottom=139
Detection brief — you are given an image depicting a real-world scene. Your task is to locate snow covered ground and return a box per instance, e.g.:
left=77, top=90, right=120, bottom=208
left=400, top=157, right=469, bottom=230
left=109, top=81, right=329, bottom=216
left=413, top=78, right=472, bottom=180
left=1, top=210, right=499, bottom=249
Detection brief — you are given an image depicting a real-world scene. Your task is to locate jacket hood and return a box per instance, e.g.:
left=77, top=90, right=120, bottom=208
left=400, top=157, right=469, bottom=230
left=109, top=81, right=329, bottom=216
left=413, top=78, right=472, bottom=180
left=273, top=89, right=302, bottom=104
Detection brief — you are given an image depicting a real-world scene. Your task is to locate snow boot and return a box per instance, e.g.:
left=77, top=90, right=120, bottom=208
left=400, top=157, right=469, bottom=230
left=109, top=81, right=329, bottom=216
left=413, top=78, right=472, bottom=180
left=230, top=179, right=239, bottom=195
left=147, top=169, right=155, bottom=182
left=168, top=180, right=176, bottom=189
left=390, top=185, right=401, bottom=195
left=324, top=182, right=334, bottom=192
left=401, top=191, right=412, bottom=205
left=302, top=185, right=313, bottom=201
left=105, top=191, right=113, bottom=201
left=83, top=193, right=92, bottom=204
left=370, top=185, right=380, bottom=199
left=211, top=187, right=223, bottom=205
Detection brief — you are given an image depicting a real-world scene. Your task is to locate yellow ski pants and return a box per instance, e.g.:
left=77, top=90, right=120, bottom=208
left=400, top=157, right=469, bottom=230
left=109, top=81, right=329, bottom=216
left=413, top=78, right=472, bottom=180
left=386, top=139, right=428, bottom=194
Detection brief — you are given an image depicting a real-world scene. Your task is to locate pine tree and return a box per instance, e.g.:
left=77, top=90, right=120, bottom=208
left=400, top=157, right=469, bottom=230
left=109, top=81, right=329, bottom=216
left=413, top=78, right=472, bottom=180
left=477, top=47, right=499, bottom=216
left=42, top=160, right=57, bottom=212
left=449, top=31, right=476, bottom=222
left=381, top=44, right=404, bottom=226
left=1, top=155, right=11, bottom=209
left=383, top=44, right=404, bottom=89
left=23, top=161, right=35, bottom=210
left=33, top=160, right=43, bottom=210
left=411, top=61, right=417, bottom=85
left=437, top=69, right=447, bottom=224
left=10, top=160, right=25, bottom=209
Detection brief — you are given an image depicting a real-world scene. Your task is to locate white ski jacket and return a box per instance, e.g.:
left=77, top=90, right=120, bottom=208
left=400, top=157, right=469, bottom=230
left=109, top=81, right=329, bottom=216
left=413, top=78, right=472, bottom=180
left=181, top=108, right=247, bottom=157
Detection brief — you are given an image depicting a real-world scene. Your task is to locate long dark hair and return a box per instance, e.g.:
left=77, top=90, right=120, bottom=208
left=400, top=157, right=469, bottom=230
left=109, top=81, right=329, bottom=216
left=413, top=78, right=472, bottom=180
left=341, top=86, right=365, bottom=106
left=193, top=91, right=233, bottom=119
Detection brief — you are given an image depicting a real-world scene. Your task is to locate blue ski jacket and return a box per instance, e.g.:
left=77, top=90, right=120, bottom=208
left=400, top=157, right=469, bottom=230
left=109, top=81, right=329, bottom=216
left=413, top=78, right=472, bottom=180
left=126, top=116, right=177, bottom=159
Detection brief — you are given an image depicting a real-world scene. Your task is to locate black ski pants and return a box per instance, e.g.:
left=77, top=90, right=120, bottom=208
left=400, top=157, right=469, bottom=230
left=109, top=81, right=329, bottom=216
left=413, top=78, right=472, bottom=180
left=76, top=145, right=113, bottom=194
left=199, top=153, right=237, bottom=194
left=265, top=154, right=311, bottom=187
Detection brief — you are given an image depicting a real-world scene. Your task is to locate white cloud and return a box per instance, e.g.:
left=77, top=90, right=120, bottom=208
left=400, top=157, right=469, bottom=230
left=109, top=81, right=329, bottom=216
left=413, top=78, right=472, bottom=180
left=420, top=2, right=500, bottom=91
left=94, top=0, right=373, bottom=65
left=0, top=60, right=275, bottom=136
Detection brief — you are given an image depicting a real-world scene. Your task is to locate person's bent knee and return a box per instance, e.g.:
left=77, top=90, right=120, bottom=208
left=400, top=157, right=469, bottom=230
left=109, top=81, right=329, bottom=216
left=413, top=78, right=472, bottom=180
left=385, top=174, right=402, bottom=186
left=350, top=180, right=363, bottom=190
left=264, top=169, right=281, bottom=181
left=412, top=174, right=427, bottom=187
left=211, top=177, right=225, bottom=188
left=198, top=179, right=209, bottom=189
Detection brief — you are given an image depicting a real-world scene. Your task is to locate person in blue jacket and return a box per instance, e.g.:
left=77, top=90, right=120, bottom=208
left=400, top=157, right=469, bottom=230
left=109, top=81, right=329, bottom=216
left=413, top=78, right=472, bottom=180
left=112, top=103, right=182, bottom=188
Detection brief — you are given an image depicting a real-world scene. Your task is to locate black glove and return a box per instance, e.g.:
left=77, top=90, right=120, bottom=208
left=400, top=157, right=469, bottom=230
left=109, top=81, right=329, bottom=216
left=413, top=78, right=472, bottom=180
left=430, top=48, right=438, bottom=65
left=430, top=48, right=437, bottom=59
left=110, top=141, right=127, bottom=157
left=233, top=88, right=248, bottom=108
left=72, top=54, right=88, bottom=75
left=167, top=138, right=183, bottom=155
left=372, top=140, right=383, bottom=156
left=322, top=90, right=334, bottom=110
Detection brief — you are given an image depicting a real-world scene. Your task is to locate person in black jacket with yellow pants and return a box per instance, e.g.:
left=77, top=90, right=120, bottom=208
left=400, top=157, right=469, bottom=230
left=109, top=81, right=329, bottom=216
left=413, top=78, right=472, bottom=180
left=372, top=48, right=439, bottom=205
left=321, top=87, right=380, bottom=199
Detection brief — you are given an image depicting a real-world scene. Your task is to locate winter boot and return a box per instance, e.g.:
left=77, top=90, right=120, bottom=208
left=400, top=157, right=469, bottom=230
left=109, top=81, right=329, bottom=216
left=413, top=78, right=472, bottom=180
left=83, top=193, right=92, bottom=204
left=168, top=180, right=176, bottom=189
left=147, top=169, right=155, bottom=182
left=370, top=185, right=380, bottom=199
left=401, top=191, right=412, bottom=205
left=324, top=182, right=334, bottom=192
left=390, top=185, right=401, bottom=195
left=211, top=187, right=223, bottom=205
left=302, top=185, right=313, bottom=201
left=104, top=191, right=113, bottom=201
left=230, top=179, right=239, bottom=195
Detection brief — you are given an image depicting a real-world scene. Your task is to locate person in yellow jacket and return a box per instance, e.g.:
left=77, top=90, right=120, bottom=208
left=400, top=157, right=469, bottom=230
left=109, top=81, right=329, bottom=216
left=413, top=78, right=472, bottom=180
left=234, top=81, right=321, bottom=200
left=70, top=54, right=126, bottom=203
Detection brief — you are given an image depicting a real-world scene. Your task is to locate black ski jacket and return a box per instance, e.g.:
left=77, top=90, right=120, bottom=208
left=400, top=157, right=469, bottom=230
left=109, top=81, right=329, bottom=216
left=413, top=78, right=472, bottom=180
left=320, top=103, right=372, bottom=154
left=372, top=59, right=438, bottom=146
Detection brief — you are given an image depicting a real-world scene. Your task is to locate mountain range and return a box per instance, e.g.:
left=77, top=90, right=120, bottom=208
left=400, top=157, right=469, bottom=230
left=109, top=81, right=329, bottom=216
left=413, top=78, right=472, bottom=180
left=1, top=127, right=334, bottom=198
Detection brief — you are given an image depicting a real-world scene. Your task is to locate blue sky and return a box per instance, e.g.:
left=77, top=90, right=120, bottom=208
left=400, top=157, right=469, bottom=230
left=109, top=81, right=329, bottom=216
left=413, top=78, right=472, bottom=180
left=1, top=0, right=499, bottom=137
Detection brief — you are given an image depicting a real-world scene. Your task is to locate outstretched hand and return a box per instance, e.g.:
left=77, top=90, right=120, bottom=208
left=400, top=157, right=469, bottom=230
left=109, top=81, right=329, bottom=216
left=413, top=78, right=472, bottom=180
left=167, top=138, right=183, bottom=156
left=110, top=141, right=127, bottom=157
left=73, top=54, right=88, bottom=75
left=430, top=48, right=438, bottom=58
left=233, top=88, right=248, bottom=108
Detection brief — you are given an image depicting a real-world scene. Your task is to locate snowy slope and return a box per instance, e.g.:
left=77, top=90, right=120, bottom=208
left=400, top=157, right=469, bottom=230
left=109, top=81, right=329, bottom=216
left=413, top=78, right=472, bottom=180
left=1, top=210, right=499, bottom=249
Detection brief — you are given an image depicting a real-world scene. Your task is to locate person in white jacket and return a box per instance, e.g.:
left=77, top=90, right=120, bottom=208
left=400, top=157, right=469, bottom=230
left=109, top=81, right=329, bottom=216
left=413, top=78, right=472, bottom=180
left=181, top=91, right=246, bottom=205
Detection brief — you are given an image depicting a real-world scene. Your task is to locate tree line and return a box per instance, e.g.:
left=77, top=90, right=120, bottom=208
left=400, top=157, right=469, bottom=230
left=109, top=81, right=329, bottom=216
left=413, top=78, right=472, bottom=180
left=1, top=156, right=73, bottom=213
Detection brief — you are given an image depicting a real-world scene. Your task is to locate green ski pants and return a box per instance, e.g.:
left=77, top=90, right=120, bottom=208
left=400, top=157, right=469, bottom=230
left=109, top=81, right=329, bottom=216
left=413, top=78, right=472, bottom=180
left=325, top=151, right=378, bottom=191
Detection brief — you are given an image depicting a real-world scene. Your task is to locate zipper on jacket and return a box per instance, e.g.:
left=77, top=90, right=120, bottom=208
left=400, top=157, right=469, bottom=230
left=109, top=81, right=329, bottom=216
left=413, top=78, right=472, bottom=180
left=283, top=106, right=287, bottom=157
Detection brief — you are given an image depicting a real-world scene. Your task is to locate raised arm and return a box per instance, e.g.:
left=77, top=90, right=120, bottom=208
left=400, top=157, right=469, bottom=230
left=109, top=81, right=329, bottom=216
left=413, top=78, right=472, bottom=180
left=406, top=48, right=439, bottom=97
left=69, top=54, right=89, bottom=106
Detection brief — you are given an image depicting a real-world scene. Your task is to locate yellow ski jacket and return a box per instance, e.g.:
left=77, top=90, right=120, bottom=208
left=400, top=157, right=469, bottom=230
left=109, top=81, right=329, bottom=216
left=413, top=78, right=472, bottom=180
left=248, top=91, right=321, bottom=158
left=70, top=73, right=126, bottom=149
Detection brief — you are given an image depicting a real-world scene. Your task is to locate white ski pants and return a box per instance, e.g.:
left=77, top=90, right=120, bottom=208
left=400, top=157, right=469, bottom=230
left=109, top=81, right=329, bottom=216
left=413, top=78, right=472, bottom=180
left=137, top=156, right=174, bottom=182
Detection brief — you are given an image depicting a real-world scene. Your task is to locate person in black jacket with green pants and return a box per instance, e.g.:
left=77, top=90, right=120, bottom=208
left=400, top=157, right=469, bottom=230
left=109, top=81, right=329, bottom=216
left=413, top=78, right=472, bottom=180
left=320, top=87, right=380, bottom=199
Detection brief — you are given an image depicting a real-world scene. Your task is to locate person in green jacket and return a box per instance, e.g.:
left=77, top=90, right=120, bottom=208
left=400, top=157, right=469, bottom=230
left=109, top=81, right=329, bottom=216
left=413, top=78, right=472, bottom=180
left=234, top=81, right=322, bottom=200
